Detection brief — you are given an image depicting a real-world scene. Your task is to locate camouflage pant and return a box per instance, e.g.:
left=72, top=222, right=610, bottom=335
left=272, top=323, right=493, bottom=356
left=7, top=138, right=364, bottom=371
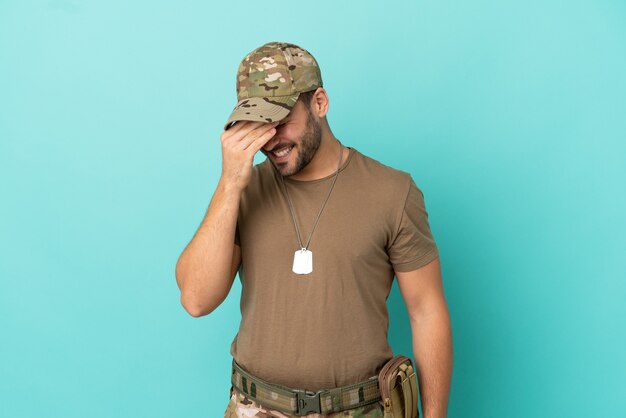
left=223, top=387, right=385, bottom=418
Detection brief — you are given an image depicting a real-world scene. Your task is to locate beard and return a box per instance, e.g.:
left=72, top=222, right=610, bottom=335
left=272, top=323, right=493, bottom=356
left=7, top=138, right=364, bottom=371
left=270, top=109, right=322, bottom=177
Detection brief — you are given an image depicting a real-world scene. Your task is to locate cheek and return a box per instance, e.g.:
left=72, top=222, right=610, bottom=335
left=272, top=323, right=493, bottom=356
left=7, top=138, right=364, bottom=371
left=278, top=124, right=303, bottom=139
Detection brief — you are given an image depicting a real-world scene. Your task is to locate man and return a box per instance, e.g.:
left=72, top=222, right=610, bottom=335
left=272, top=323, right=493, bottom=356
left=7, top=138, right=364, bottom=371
left=175, top=42, right=453, bottom=418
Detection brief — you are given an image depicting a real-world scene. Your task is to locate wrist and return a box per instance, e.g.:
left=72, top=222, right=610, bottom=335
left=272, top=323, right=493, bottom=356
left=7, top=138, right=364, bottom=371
left=217, top=177, right=245, bottom=196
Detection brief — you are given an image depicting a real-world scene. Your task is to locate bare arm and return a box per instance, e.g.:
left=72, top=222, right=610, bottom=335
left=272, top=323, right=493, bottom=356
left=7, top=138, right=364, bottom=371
left=396, top=257, right=453, bottom=418
left=175, top=182, right=242, bottom=317
left=175, top=120, right=279, bottom=317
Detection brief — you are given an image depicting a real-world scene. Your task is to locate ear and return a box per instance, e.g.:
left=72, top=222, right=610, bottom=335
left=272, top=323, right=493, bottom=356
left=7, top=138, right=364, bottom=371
left=310, top=87, right=329, bottom=118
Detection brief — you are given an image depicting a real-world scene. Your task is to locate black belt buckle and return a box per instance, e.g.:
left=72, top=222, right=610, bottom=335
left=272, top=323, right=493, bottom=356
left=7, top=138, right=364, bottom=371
left=294, top=389, right=322, bottom=415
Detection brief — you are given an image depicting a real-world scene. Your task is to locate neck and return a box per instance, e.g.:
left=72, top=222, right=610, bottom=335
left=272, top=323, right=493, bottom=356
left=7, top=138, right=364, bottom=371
left=286, top=132, right=347, bottom=181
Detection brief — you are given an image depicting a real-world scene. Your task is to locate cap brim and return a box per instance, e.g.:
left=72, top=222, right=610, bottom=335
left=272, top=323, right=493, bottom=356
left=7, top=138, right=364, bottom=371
left=223, top=94, right=300, bottom=131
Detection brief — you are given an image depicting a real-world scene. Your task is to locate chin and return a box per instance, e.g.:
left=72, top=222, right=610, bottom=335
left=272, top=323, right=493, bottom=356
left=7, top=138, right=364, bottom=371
left=269, top=154, right=298, bottom=177
left=277, top=165, right=296, bottom=177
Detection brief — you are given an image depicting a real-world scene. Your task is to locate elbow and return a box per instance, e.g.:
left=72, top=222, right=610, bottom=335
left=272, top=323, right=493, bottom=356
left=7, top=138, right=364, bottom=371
left=180, top=291, right=219, bottom=318
left=175, top=262, right=231, bottom=318
left=184, top=306, right=212, bottom=318
left=175, top=264, right=210, bottom=317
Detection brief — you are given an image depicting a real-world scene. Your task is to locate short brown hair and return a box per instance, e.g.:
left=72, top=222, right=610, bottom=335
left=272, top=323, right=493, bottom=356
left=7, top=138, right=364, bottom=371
left=297, top=89, right=317, bottom=111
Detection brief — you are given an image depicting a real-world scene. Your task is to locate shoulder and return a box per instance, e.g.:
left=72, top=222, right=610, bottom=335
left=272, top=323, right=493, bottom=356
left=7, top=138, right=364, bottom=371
left=239, top=158, right=277, bottom=213
left=348, top=148, right=414, bottom=195
left=247, top=158, right=275, bottom=188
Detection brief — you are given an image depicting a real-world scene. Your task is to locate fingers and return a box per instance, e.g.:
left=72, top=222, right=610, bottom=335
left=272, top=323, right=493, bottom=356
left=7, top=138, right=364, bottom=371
left=224, top=120, right=249, bottom=135
left=245, top=125, right=278, bottom=153
left=224, top=120, right=273, bottom=138
left=223, top=121, right=279, bottom=150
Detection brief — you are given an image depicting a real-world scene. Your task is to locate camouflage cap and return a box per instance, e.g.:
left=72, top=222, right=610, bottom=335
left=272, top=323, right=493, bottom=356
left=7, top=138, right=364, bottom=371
left=223, top=42, right=323, bottom=131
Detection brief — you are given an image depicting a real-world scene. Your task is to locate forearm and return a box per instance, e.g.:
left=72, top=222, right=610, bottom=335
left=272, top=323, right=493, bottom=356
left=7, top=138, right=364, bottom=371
left=175, top=179, right=241, bottom=315
left=410, top=308, right=453, bottom=418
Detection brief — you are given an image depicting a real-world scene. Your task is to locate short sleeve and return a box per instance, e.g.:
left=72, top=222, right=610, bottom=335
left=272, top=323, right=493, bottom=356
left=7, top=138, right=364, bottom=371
left=388, top=178, right=439, bottom=272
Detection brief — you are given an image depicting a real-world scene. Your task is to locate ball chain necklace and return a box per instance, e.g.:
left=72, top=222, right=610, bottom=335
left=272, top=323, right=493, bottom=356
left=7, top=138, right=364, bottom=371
left=279, top=142, right=344, bottom=275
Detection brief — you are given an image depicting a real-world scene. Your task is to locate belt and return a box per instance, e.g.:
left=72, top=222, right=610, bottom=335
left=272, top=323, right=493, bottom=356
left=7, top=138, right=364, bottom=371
left=231, top=359, right=382, bottom=416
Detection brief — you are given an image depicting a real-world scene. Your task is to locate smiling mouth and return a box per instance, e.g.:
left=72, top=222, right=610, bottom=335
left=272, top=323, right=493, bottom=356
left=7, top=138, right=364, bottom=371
left=272, top=145, right=295, bottom=158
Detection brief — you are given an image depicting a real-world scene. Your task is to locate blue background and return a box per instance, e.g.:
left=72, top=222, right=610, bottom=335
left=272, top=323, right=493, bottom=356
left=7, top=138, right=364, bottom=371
left=1, top=1, right=625, bottom=417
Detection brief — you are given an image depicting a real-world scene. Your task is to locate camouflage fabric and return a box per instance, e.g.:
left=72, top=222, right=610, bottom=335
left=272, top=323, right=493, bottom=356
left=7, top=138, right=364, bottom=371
left=223, top=387, right=385, bottom=418
left=235, top=42, right=323, bottom=100
left=224, top=42, right=323, bottom=131
left=231, top=359, right=382, bottom=415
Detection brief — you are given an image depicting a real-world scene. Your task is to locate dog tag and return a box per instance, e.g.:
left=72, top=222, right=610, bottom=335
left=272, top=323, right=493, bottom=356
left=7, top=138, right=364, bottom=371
left=292, top=248, right=313, bottom=275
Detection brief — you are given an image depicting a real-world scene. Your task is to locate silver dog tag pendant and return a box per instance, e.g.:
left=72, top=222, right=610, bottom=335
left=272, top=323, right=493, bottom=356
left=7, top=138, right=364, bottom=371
left=292, top=248, right=313, bottom=275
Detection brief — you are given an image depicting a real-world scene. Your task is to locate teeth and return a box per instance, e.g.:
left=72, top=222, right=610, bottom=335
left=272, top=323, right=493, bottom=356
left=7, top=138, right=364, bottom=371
left=273, top=146, right=293, bottom=157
